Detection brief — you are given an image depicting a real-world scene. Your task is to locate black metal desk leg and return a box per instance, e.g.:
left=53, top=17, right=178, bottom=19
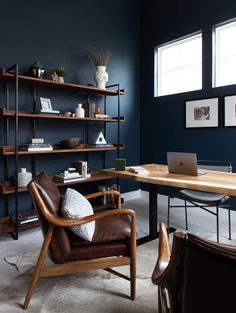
left=137, top=184, right=159, bottom=245
left=149, top=184, right=158, bottom=237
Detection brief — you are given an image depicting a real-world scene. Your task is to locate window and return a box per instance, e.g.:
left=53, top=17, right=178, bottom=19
left=213, top=19, right=236, bottom=88
left=155, top=33, right=202, bottom=97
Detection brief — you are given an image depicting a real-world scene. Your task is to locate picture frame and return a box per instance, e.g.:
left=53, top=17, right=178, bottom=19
left=224, top=94, right=236, bottom=127
left=39, top=97, right=60, bottom=114
left=39, top=97, right=53, bottom=112
left=185, top=97, right=219, bottom=128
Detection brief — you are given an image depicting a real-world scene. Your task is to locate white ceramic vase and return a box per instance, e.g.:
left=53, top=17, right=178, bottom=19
left=18, top=168, right=32, bottom=187
left=75, top=103, right=85, bottom=118
left=94, top=66, right=108, bottom=89
left=58, top=76, right=64, bottom=83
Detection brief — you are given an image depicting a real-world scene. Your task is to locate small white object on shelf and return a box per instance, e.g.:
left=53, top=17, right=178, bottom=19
left=18, top=168, right=32, bottom=187
left=75, top=103, right=85, bottom=118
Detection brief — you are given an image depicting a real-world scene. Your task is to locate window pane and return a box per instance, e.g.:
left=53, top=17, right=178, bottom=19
left=214, top=20, right=236, bottom=87
left=155, top=33, right=202, bottom=97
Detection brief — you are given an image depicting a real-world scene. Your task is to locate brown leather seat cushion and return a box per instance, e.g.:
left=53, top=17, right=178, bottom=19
left=66, top=213, right=131, bottom=261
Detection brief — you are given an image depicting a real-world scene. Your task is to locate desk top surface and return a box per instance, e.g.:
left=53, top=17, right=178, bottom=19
left=102, top=163, right=236, bottom=196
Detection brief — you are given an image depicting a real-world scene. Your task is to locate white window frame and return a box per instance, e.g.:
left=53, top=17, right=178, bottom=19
left=154, top=32, right=202, bottom=97
left=213, top=18, right=236, bottom=88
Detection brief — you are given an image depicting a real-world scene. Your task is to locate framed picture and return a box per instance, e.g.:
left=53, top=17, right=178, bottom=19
left=39, top=97, right=52, bottom=112
left=185, top=97, right=219, bottom=128
left=224, top=95, right=236, bottom=127
left=39, top=97, right=60, bottom=114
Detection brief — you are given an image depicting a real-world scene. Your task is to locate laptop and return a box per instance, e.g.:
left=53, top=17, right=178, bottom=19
left=167, top=152, right=207, bottom=176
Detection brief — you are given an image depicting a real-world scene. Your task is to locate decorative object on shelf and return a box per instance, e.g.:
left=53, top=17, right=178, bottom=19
left=64, top=111, right=72, bottom=117
left=30, top=61, right=45, bottom=78
left=87, top=47, right=111, bottom=89
left=50, top=65, right=67, bottom=83
left=185, top=97, right=219, bottom=128
left=17, top=168, right=32, bottom=187
left=76, top=161, right=88, bottom=179
left=87, top=131, right=113, bottom=148
left=115, top=158, right=126, bottom=171
left=59, top=138, right=82, bottom=149
left=224, top=94, right=236, bottom=127
left=75, top=103, right=85, bottom=118
left=39, top=97, right=60, bottom=114
left=95, top=107, right=102, bottom=114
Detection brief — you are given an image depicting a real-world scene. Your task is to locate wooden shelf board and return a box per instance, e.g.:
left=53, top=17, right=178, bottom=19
left=0, top=145, right=124, bottom=155
left=0, top=171, right=114, bottom=195
left=0, top=109, right=125, bottom=123
left=0, top=69, right=125, bottom=96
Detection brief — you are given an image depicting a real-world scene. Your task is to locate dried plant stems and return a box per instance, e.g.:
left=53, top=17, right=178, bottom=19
left=88, top=47, right=111, bottom=66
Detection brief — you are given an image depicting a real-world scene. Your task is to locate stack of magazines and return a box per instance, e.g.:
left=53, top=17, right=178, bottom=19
left=19, top=143, right=53, bottom=151
left=54, top=171, right=84, bottom=183
left=128, top=166, right=150, bottom=175
left=11, top=212, right=39, bottom=227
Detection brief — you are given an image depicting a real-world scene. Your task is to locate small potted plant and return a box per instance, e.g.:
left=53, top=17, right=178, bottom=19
left=50, top=65, right=68, bottom=83
left=87, top=47, right=111, bottom=89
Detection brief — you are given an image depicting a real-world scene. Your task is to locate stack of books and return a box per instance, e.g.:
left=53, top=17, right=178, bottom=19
left=19, top=143, right=53, bottom=151
left=128, top=166, right=150, bottom=175
left=95, top=114, right=110, bottom=119
left=83, top=103, right=96, bottom=118
left=11, top=212, right=39, bottom=227
left=54, top=171, right=84, bottom=183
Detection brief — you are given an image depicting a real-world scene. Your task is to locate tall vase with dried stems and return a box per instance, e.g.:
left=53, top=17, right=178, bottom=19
left=88, top=48, right=111, bottom=89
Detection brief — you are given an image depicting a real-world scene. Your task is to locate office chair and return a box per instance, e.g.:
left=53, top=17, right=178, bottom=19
left=22, top=171, right=136, bottom=309
left=152, top=222, right=236, bottom=313
left=167, top=160, right=232, bottom=243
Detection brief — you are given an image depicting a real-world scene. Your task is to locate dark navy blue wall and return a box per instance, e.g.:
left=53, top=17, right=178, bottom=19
left=0, top=0, right=140, bottom=215
left=140, top=0, right=236, bottom=202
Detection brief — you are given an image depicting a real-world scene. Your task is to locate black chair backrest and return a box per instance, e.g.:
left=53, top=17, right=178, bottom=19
left=197, top=160, right=232, bottom=173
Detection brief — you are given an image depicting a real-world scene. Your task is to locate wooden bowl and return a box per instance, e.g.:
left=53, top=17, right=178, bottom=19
left=59, top=138, right=82, bottom=149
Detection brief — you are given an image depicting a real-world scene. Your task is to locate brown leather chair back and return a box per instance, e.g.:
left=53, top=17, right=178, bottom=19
left=28, top=171, right=71, bottom=263
left=152, top=225, right=236, bottom=313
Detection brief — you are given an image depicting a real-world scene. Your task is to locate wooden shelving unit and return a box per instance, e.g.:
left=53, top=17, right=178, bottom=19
left=0, top=65, right=124, bottom=238
left=0, top=108, right=125, bottom=123
left=0, top=171, right=114, bottom=195
left=0, top=144, right=124, bottom=155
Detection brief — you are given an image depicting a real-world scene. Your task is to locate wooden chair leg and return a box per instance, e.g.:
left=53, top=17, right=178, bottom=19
left=22, top=225, right=54, bottom=310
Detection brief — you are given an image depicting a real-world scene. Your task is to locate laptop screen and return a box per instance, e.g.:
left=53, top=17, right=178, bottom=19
left=167, top=152, right=198, bottom=176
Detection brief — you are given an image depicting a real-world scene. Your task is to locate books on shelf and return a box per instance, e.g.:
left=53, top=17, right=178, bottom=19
left=11, top=213, right=39, bottom=226
left=128, top=166, right=150, bottom=175
left=19, top=143, right=53, bottom=151
left=87, top=143, right=114, bottom=148
left=95, top=114, right=110, bottom=119
left=83, top=103, right=96, bottom=118
left=53, top=171, right=84, bottom=183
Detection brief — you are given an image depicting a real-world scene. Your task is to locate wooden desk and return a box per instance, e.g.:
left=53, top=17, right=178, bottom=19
left=102, top=164, right=236, bottom=244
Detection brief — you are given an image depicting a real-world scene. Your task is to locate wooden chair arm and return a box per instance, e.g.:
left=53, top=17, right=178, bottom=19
left=152, top=222, right=171, bottom=284
left=45, top=208, right=135, bottom=227
left=85, top=190, right=121, bottom=208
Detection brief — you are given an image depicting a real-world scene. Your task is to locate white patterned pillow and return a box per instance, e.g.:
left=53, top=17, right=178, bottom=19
left=61, top=188, right=95, bottom=241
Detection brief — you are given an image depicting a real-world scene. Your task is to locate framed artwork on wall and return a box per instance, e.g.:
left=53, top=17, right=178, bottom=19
left=185, top=97, right=219, bottom=128
left=224, top=95, right=236, bottom=127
